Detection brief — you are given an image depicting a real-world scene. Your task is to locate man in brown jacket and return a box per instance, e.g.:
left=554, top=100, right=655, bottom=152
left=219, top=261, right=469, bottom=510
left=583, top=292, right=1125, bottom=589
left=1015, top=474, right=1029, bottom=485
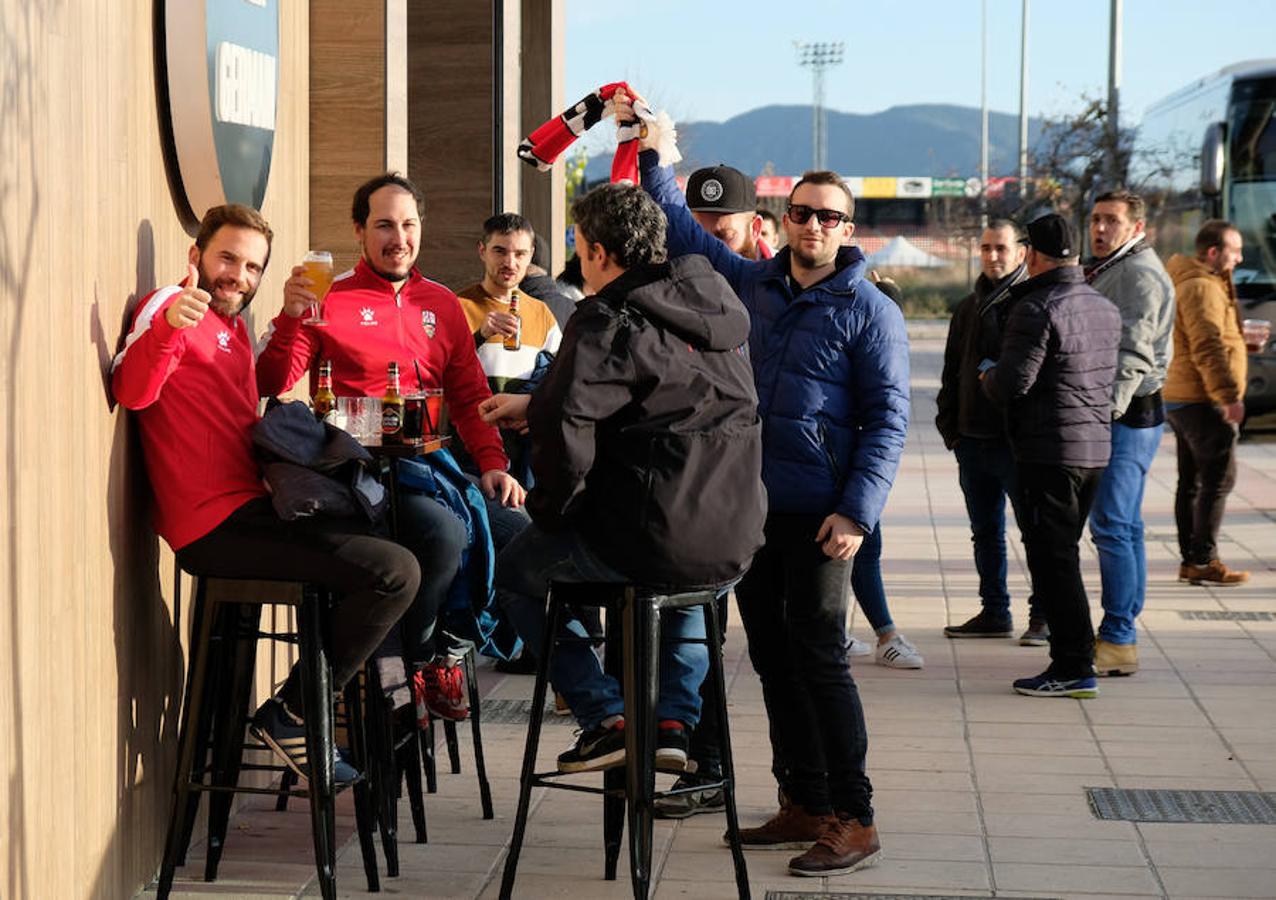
left=1163, top=220, right=1250, bottom=585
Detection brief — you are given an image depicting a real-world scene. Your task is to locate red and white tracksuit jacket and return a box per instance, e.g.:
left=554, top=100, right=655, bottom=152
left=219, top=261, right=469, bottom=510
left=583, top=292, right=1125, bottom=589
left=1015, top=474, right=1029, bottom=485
left=256, top=260, right=507, bottom=475
left=111, top=279, right=268, bottom=550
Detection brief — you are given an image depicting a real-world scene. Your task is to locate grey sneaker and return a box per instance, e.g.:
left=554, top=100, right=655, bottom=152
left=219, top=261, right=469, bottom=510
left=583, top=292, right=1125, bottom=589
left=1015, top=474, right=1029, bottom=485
left=1018, top=618, right=1050, bottom=646
left=653, top=774, right=726, bottom=819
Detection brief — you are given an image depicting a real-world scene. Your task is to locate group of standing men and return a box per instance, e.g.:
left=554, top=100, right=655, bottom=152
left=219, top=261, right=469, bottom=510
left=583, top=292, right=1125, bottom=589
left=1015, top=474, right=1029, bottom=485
left=939, top=191, right=1253, bottom=697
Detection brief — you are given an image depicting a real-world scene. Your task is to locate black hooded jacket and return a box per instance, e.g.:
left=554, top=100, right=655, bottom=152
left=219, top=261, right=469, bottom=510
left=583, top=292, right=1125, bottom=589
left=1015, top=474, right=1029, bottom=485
left=526, top=255, right=766, bottom=588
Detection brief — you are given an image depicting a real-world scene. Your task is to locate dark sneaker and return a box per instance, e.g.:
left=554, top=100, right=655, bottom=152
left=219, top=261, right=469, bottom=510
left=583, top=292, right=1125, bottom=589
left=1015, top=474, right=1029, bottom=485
left=944, top=611, right=1013, bottom=638
left=1012, top=670, right=1098, bottom=698
left=493, top=652, right=539, bottom=675
left=788, top=817, right=882, bottom=876
left=654, top=774, right=726, bottom=819
left=655, top=720, right=689, bottom=771
left=557, top=719, right=626, bottom=773
left=1185, top=559, right=1250, bottom=586
left=1018, top=618, right=1050, bottom=646
left=1094, top=639, right=1138, bottom=676
left=415, top=656, right=469, bottom=721
left=725, top=805, right=836, bottom=850
left=250, top=699, right=359, bottom=785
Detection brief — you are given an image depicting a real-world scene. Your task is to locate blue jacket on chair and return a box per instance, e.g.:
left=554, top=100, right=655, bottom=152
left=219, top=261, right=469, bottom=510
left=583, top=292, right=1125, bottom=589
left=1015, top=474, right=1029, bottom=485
left=639, top=151, right=911, bottom=531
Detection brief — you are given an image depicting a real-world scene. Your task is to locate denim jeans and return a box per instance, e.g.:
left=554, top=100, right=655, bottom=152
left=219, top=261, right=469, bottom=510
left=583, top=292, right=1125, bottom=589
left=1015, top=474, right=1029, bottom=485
left=1016, top=463, right=1102, bottom=679
left=1166, top=404, right=1239, bottom=566
left=954, top=438, right=1039, bottom=620
left=1089, top=422, right=1163, bottom=645
left=394, top=490, right=468, bottom=662
left=494, top=524, right=708, bottom=732
left=850, top=524, right=893, bottom=634
left=735, top=513, right=873, bottom=823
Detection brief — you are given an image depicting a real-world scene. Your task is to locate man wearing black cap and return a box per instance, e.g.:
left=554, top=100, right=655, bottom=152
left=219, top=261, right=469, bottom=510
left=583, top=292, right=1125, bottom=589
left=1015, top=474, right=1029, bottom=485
left=981, top=213, right=1121, bottom=698
left=685, top=165, right=773, bottom=260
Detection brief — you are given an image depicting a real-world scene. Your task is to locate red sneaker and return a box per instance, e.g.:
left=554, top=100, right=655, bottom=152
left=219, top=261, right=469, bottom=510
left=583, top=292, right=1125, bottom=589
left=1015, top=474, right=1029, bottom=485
left=410, top=669, right=432, bottom=729
left=416, top=658, right=469, bottom=721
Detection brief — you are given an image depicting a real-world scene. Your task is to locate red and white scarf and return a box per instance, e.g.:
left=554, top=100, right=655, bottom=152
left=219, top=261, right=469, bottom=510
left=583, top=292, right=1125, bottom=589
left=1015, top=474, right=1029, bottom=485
left=517, top=81, right=678, bottom=184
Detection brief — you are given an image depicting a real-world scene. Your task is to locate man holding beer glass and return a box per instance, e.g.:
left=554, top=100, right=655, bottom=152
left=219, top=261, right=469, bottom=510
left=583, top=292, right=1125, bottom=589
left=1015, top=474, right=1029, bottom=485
left=257, top=173, right=524, bottom=721
left=112, top=204, right=419, bottom=780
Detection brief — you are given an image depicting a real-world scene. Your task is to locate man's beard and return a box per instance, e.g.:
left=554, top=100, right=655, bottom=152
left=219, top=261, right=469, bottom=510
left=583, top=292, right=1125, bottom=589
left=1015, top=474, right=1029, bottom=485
left=367, top=258, right=415, bottom=284
left=198, top=271, right=255, bottom=316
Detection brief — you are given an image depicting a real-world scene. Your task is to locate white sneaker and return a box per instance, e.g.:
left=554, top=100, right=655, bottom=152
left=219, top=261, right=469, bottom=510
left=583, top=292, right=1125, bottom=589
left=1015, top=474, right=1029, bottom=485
left=847, top=635, right=874, bottom=657
left=876, top=633, right=924, bottom=669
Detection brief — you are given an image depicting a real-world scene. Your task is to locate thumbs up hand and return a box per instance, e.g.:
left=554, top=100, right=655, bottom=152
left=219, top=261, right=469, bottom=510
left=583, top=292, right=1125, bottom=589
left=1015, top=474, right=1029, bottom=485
left=165, top=262, right=212, bottom=329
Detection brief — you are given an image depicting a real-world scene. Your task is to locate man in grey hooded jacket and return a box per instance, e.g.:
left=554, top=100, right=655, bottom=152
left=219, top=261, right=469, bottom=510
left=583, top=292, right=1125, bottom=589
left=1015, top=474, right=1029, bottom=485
left=1084, top=189, right=1175, bottom=677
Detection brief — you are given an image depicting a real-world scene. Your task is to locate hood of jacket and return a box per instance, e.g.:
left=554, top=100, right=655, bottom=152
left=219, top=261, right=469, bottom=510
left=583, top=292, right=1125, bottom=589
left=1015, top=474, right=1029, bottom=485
left=1167, top=252, right=1231, bottom=292
left=595, top=256, right=750, bottom=352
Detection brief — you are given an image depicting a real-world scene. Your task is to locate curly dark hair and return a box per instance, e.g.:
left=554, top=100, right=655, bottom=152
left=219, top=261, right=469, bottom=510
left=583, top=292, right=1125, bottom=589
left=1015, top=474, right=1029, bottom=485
left=571, top=183, right=667, bottom=269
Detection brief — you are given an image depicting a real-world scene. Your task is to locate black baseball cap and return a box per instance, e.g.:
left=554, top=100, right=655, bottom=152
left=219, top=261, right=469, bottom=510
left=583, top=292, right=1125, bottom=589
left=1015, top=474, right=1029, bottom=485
left=1022, top=213, right=1077, bottom=259
left=686, top=165, right=756, bottom=214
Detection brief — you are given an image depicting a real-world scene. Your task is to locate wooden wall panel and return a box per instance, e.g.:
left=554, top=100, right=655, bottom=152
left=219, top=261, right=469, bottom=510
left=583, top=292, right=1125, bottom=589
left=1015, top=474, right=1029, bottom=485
left=0, top=3, right=308, bottom=897
left=520, top=0, right=566, bottom=274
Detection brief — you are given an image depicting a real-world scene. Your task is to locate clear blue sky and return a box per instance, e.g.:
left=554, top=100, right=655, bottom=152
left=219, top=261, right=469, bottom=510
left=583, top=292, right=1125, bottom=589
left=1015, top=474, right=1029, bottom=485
left=567, top=0, right=1275, bottom=134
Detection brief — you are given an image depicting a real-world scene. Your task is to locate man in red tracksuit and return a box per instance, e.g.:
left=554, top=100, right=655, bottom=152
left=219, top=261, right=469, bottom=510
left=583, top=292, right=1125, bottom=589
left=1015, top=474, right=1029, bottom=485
left=256, top=172, right=524, bottom=720
left=112, top=203, right=419, bottom=781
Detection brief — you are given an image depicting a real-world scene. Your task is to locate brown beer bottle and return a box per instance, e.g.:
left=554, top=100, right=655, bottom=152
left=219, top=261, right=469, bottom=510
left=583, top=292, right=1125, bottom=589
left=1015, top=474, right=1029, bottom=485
left=382, top=361, right=404, bottom=444
left=313, top=359, right=336, bottom=421
left=503, top=294, right=522, bottom=351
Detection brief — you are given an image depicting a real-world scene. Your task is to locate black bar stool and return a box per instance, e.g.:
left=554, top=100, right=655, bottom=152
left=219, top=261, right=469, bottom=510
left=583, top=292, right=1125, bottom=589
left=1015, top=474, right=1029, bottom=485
left=156, top=577, right=381, bottom=900
left=419, top=645, right=495, bottom=819
left=499, top=582, right=750, bottom=900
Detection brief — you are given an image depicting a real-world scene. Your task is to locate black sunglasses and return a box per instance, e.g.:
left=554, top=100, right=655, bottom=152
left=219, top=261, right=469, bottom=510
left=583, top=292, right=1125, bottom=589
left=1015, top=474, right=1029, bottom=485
left=787, top=204, right=850, bottom=228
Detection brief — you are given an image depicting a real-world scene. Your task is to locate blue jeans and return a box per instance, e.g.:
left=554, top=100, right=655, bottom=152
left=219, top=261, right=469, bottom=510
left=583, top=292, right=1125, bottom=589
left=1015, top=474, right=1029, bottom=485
left=955, top=438, right=1038, bottom=620
left=494, top=524, right=708, bottom=731
left=850, top=524, right=893, bottom=634
left=395, top=490, right=467, bottom=662
left=1090, top=421, right=1163, bottom=645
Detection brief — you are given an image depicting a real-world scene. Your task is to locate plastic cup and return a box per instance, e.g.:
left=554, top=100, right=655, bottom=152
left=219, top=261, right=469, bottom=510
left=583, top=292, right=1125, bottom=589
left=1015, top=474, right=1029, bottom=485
left=1242, top=318, right=1270, bottom=354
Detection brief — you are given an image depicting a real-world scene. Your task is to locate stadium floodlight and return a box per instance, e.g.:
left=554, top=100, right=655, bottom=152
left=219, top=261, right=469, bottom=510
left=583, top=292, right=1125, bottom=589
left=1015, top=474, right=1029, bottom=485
left=795, top=41, right=845, bottom=171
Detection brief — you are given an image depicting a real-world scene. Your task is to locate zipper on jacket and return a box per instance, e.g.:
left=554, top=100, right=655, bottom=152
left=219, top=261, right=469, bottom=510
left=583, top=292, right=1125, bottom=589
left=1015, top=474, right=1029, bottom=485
left=817, top=420, right=842, bottom=481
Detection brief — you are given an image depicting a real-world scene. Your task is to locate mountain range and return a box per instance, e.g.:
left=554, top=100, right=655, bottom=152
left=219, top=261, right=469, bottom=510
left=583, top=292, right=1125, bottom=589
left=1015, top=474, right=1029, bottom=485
left=585, top=103, right=1046, bottom=179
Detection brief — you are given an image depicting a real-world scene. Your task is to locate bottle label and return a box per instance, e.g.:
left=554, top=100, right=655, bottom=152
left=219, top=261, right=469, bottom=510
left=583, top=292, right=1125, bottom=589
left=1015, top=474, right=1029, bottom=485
left=383, top=409, right=402, bottom=433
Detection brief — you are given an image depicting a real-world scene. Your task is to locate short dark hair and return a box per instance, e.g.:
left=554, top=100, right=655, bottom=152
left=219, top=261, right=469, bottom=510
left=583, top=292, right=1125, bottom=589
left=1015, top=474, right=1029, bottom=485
left=788, top=171, right=855, bottom=219
left=571, top=183, right=667, bottom=269
left=196, top=204, right=274, bottom=263
left=985, top=217, right=1023, bottom=240
left=1195, top=218, right=1239, bottom=256
left=1094, top=188, right=1146, bottom=222
left=757, top=208, right=779, bottom=228
left=351, top=172, right=425, bottom=226
left=481, top=212, right=534, bottom=244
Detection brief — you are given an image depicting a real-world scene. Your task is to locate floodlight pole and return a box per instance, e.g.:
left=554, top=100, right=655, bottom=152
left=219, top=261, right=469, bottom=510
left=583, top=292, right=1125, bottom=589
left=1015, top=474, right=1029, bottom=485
left=795, top=42, right=845, bottom=171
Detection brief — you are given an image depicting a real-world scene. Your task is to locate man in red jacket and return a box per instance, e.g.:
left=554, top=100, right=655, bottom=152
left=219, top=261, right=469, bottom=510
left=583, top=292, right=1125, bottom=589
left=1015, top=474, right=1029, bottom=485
left=112, top=204, right=419, bottom=780
left=257, top=173, right=524, bottom=719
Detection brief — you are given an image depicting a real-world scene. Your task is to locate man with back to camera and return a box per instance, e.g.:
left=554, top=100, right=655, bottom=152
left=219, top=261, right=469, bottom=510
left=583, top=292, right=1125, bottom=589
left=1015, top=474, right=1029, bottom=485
left=112, top=203, right=419, bottom=780
left=476, top=182, right=766, bottom=773
left=1084, top=189, right=1176, bottom=677
left=256, top=172, right=524, bottom=723
left=617, top=86, right=909, bottom=878
left=937, top=218, right=1047, bottom=645
left=757, top=208, right=780, bottom=251
left=1163, top=220, right=1251, bottom=586
left=981, top=213, right=1121, bottom=699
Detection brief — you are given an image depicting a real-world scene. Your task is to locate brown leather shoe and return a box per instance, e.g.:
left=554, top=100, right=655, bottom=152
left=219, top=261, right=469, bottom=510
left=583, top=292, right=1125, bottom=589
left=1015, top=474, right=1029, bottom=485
left=1094, top=639, right=1138, bottom=676
left=1186, top=559, right=1250, bottom=586
left=788, top=817, right=883, bottom=876
left=1178, top=563, right=1192, bottom=583
left=725, top=805, right=835, bottom=850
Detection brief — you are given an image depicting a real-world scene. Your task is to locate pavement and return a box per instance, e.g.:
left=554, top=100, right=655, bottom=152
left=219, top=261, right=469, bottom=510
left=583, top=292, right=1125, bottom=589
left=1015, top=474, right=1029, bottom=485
left=152, top=322, right=1276, bottom=899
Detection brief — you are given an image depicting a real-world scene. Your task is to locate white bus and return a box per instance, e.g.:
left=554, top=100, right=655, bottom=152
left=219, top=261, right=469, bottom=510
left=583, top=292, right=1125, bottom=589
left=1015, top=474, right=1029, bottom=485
left=1136, top=59, right=1276, bottom=417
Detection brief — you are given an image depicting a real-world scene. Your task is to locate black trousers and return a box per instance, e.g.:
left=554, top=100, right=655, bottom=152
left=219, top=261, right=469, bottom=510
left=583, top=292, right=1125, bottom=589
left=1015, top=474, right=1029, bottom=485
left=1014, top=464, right=1102, bottom=679
left=734, top=513, right=872, bottom=822
left=1166, top=403, right=1239, bottom=566
left=177, top=498, right=420, bottom=715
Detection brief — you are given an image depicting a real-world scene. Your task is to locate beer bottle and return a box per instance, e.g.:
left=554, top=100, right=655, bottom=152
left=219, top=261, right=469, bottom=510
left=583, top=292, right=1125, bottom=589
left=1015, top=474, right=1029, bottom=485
left=313, top=360, right=336, bottom=422
left=503, top=293, right=522, bottom=351
left=382, top=361, right=404, bottom=444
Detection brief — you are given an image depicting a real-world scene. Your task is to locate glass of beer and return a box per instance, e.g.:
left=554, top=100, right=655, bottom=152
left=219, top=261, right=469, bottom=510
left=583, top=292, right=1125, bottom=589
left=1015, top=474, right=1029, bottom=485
left=402, top=393, right=425, bottom=445
left=1243, top=318, right=1271, bottom=354
left=302, top=251, right=334, bottom=326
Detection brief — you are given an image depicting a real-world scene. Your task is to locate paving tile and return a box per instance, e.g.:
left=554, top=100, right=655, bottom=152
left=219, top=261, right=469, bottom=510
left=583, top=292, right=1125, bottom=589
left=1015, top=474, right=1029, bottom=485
left=988, top=834, right=1147, bottom=866
left=1158, top=866, right=1276, bottom=898
left=992, top=861, right=1163, bottom=894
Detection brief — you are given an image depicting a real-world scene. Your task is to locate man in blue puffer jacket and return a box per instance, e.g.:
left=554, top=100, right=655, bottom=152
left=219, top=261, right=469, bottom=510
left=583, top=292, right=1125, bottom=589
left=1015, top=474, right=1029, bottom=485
left=618, top=89, right=909, bottom=878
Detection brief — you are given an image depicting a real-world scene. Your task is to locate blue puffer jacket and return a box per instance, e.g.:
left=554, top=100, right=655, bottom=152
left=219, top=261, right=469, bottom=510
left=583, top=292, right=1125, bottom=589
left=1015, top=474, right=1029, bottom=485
left=640, top=152, right=911, bottom=530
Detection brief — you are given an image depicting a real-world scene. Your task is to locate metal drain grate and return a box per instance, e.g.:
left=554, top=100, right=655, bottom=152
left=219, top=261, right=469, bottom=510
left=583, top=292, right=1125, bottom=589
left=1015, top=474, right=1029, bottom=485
left=1178, top=610, right=1275, bottom=621
left=479, top=698, right=574, bottom=725
left=1087, top=788, right=1276, bottom=824
left=764, top=894, right=1044, bottom=900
